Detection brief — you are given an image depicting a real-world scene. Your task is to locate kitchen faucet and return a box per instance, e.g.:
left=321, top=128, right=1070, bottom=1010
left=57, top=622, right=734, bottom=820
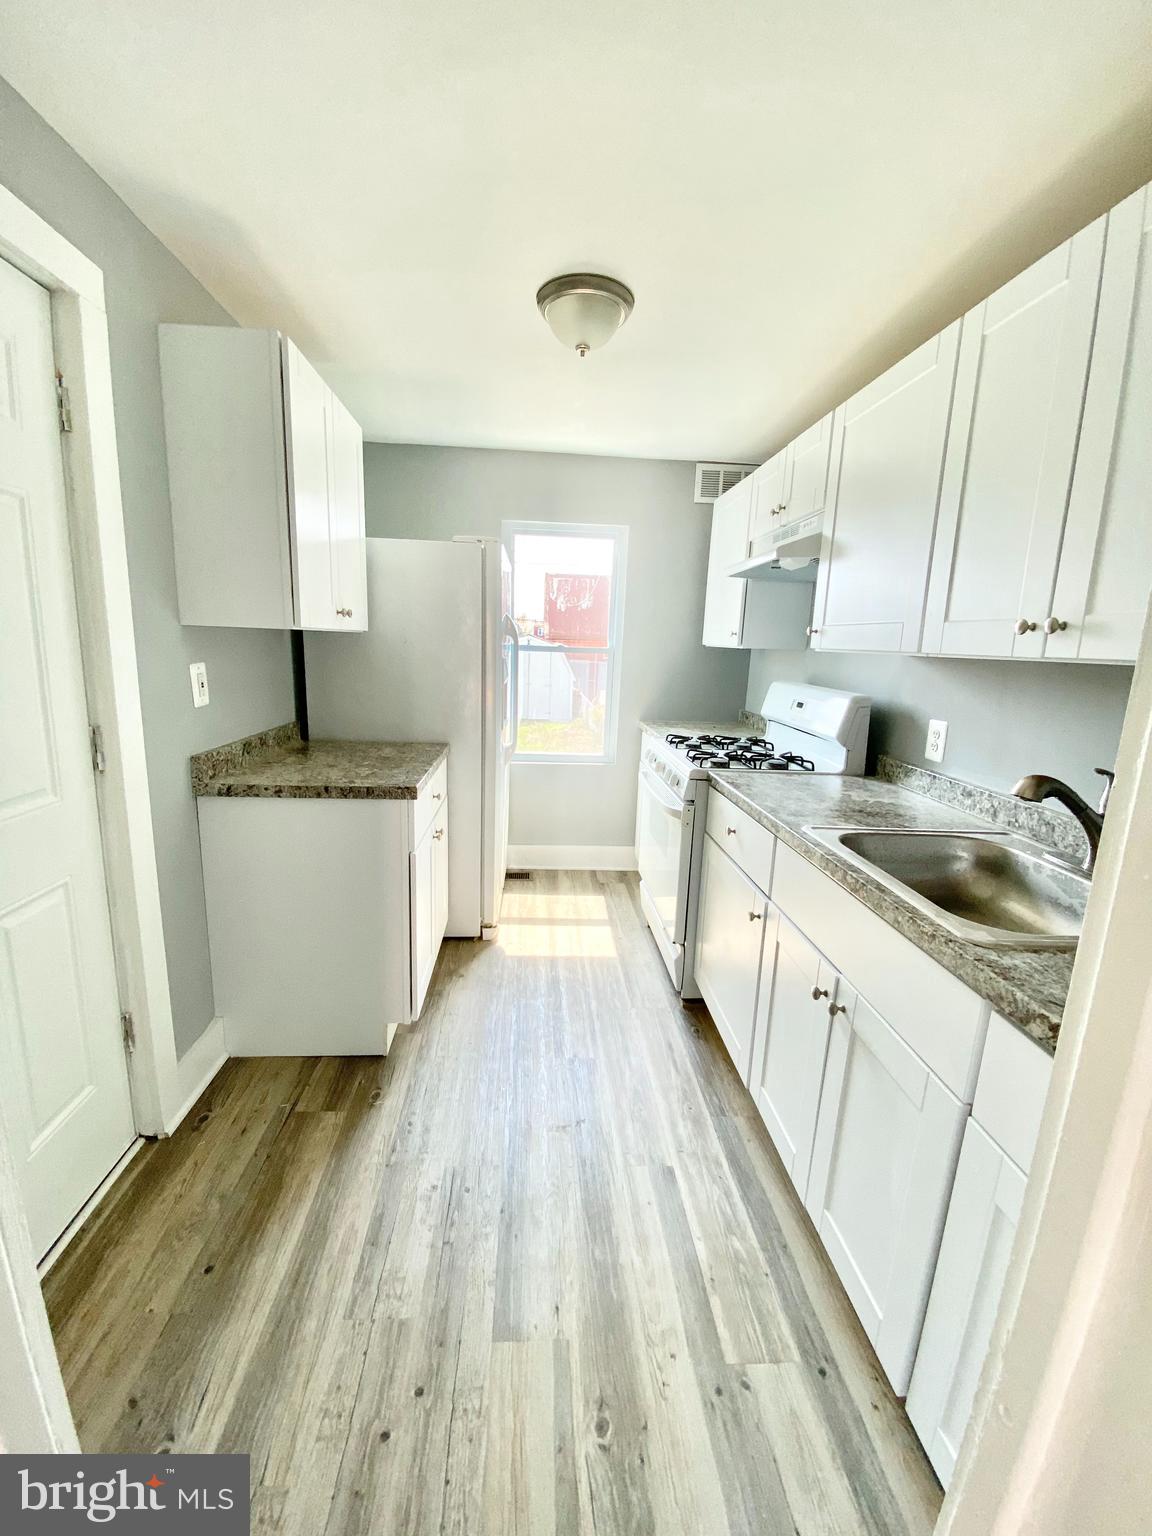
left=1012, top=768, right=1116, bottom=873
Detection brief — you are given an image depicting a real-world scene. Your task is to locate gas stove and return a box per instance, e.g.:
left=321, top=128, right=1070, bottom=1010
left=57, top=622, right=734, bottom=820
left=664, top=732, right=818, bottom=773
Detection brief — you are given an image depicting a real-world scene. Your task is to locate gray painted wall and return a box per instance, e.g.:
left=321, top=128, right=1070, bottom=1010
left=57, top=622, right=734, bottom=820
left=746, top=646, right=1133, bottom=804
left=0, top=79, right=296, bottom=1056
left=362, top=443, right=749, bottom=847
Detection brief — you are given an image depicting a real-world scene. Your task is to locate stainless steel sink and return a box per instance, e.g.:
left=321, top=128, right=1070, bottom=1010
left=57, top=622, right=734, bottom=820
left=803, top=827, right=1090, bottom=949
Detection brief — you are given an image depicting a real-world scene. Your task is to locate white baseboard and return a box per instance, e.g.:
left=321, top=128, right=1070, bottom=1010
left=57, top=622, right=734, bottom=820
left=168, top=1016, right=229, bottom=1134
left=507, top=844, right=638, bottom=872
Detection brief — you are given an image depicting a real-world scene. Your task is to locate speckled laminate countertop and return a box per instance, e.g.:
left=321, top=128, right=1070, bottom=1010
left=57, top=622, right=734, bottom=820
left=709, top=772, right=1071, bottom=1053
left=192, top=730, right=447, bottom=801
left=639, top=722, right=1072, bottom=1053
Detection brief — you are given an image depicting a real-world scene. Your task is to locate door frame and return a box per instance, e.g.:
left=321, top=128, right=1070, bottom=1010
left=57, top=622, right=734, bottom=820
left=0, top=185, right=181, bottom=1448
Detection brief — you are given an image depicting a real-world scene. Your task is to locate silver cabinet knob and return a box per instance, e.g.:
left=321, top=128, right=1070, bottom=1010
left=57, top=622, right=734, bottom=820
left=1044, top=616, right=1068, bottom=634
left=829, top=1001, right=848, bottom=1017
left=433, top=791, right=442, bottom=800
left=727, top=826, right=737, bottom=836
left=729, top=629, right=739, bottom=638
left=748, top=910, right=763, bottom=922
left=806, top=626, right=819, bottom=637
left=336, top=607, right=354, bottom=618
left=811, top=985, right=829, bottom=1000
left=1014, top=618, right=1037, bottom=635
left=432, top=828, right=444, bottom=841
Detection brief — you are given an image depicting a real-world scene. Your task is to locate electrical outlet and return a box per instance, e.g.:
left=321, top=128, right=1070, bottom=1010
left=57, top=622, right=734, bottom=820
left=189, top=661, right=210, bottom=708
left=925, top=718, right=948, bottom=763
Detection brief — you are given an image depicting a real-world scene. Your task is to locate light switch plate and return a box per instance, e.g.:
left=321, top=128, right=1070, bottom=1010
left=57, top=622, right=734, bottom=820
left=925, top=718, right=948, bottom=763
left=189, top=661, right=210, bottom=708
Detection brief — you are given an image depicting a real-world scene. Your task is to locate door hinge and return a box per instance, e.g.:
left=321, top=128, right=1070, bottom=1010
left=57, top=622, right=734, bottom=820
left=121, top=1011, right=137, bottom=1055
left=55, top=372, right=73, bottom=433
left=90, top=723, right=107, bottom=773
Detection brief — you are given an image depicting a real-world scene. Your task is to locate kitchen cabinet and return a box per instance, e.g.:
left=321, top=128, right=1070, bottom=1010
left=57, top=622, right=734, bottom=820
left=907, top=1014, right=1053, bottom=1485
left=747, top=913, right=835, bottom=1202
left=1045, top=184, right=1152, bottom=662
left=805, top=985, right=968, bottom=1395
left=783, top=412, right=834, bottom=524
left=411, top=799, right=449, bottom=1020
left=922, top=221, right=1106, bottom=658
left=198, top=764, right=447, bottom=1054
left=702, top=477, right=816, bottom=650
left=810, top=325, right=961, bottom=653
left=160, top=324, right=367, bottom=631
left=747, top=447, right=789, bottom=546
left=702, top=477, right=753, bottom=646
left=694, top=832, right=769, bottom=1081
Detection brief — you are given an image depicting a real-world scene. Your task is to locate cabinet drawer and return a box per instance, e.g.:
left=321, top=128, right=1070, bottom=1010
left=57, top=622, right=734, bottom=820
left=705, top=790, right=776, bottom=895
left=772, top=841, right=987, bottom=1098
left=414, top=758, right=448, bottom=843
left=972, top=1012, right=1053, bottom=1173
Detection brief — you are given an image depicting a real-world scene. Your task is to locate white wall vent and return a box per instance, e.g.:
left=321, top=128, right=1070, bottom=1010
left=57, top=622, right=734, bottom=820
left=694, top=462, right=757, bottom=504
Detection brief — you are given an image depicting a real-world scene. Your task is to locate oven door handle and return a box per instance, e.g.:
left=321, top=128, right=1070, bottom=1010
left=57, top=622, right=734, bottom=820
left=640, top=764, right=687, bottom=817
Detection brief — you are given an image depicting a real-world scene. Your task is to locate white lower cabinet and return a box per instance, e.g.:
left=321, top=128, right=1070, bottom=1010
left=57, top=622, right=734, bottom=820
left=411, top=800, right=449, bottom=1020
left=805, top=988, right=968, bottom=1395
left=747, top=914, right=835, bottom=1202
left=694, top=833, right=768, bottom=1081
left=906, top=1012, right=1053, bottom=1486
left=906, top=1121, right=1025, bottom=1484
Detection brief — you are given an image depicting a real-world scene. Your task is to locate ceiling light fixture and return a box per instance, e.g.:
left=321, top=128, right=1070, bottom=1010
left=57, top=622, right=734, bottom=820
left=536, top=273, right=634, bottom=358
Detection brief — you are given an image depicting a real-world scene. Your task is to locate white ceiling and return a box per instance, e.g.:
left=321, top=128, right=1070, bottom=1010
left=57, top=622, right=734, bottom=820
left=2, top=1, right=1151, bottom=461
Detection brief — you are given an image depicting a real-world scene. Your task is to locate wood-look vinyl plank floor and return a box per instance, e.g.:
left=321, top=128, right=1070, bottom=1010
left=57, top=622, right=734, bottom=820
left=44, top=869, right=942, bottom=1535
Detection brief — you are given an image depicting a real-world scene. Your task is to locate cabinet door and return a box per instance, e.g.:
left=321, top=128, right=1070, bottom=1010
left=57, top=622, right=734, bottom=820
left=410, top=817, right=437, bottom=1020
left=282, top=338, right=335, bottom=629
left=805, top=988, right=967, bottom=1394
left=783, top=413, right=833, bottom=522
left=432, top=802, right=449, bottom=953
left=701, top=479, right=751, bottom=646
left=694, top=836, right=768, bottom=1082
left=811, top=325, right=960, bottom=653
left=1047, top=186, right=1152, bottom=662
left=748, top=915, right=835, bottom=1202
left=922, top=222, right=1105, bottom=658
left=906, top=1120, right=1026, bottom=1486
left=748, top=448, right=788, bottom=544
left=327, top=395, right=368, bottom=631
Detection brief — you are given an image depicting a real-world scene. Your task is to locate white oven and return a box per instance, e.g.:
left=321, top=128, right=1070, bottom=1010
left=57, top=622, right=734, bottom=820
left=634, top=747, right=706, bottom=996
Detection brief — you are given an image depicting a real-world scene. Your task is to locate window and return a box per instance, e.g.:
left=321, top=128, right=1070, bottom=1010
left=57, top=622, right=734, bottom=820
left=503, top=521, right=628, bottom=764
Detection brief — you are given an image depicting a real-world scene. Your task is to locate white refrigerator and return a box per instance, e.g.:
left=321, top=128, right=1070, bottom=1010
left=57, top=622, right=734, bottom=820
left=305, top=536, right=518, bottom=937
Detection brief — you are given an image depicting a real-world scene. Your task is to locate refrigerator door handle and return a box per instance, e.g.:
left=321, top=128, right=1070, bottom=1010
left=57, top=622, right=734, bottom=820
left=503, top=616, right=521, bottom=760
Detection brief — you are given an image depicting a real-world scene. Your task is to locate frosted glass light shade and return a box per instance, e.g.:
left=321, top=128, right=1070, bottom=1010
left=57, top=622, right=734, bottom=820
left=536, top=274, right=634, bottom=356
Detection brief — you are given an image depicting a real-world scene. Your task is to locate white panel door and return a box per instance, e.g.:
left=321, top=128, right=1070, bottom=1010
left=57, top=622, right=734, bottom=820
left=701, top=479, right=750, bottom=646
left=1046, top=186, right=1152, bottom=662
left=431, top=801, right=449, bottom=957
left=0, top=258, right=135, bottom=1258
left=282, top=337, right=335, bottom=629
left=922, top=221, right=1106, bottom=657
left=783, top=412, right=834, bottom=521
left=748, top=915, right=835, bottom=1202
left=906, top=1120, right=1026, bottom=1486
left=694, top=836, right=767, bottom=1082
left=811, top=324, right=960, bottom=653
left=805, top=987, right=967, bottom=1393
left=327, top=394, right=367, bottom=632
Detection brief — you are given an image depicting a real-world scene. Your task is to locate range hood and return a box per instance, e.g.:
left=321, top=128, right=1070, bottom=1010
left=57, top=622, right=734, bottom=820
left=728, top=524, right=823, bottom=580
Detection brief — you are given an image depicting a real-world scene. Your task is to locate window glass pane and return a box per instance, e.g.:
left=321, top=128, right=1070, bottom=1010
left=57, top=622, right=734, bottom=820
left=516, top=646, right=609, bottom=757
left=512, top=533, right=614, bottom=647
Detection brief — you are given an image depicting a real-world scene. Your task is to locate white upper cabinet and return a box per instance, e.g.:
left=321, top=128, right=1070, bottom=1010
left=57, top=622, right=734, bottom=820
left=748, top=447, right=789, bottom=546
left=922, top=221, right=1106, bottom=658
left=701, top=477, right=813, bottom=649
left=1045, top=186, right=1152, bottom=662
left=702, top=477, right=752, bottom=646
left=810, top=325, right=961, bottom=653
left=160, top=325, right=367, bottom=631
left=784, top=412, right=834, bottom=523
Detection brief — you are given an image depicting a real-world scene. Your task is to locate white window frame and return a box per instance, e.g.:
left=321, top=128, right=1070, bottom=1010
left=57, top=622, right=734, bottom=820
left=503, top=519, right=628, bottom=767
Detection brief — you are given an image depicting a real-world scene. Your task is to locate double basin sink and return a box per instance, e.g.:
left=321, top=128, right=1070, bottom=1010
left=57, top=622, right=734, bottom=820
left=804, top=826, right=1090, bottom=949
